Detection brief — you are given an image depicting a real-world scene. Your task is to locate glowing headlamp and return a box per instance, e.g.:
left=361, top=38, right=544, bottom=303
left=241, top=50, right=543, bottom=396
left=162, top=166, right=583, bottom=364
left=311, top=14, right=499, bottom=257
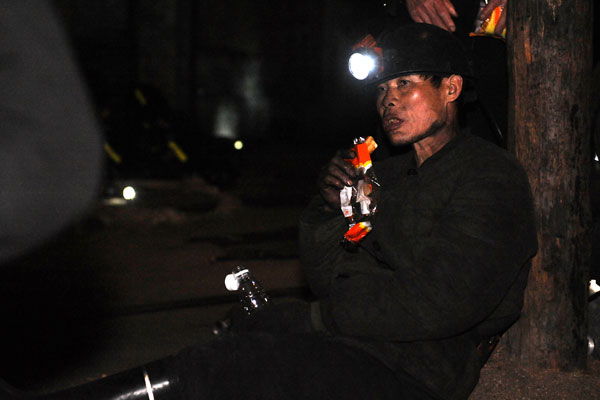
left=348, top=34, right=383, bottom=81
left=349, top=52, right=377, bottom=80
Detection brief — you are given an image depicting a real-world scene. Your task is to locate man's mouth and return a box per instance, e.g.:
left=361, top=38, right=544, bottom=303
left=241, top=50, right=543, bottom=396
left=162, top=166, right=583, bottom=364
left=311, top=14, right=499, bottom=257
left=383, top=116, right=404, bottom=132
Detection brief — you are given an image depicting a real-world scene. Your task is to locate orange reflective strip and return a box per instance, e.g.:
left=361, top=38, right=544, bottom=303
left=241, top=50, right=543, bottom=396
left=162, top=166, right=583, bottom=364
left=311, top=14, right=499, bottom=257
left=352, top=34, right=377, bottom=50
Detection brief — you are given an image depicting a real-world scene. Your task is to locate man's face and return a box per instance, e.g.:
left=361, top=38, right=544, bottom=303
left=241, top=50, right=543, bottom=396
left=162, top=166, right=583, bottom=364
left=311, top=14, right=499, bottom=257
left=376, top=74, right=450, bottom=147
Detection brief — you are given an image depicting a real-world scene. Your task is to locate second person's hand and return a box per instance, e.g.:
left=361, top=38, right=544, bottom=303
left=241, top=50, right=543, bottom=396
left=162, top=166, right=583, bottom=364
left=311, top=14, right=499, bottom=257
left=405, top=0, right=458, bottom=32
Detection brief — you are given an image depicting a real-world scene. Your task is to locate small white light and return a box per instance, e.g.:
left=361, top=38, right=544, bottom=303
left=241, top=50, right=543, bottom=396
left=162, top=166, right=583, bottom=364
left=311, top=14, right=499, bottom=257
left=122, top=186, right=136, bottom=201
left=234, top=140, right=244, bottom=150
left=589, top=336, right=595, bottom=356
left=594, top=153, right=599, bottom=162
left=590, top=279, right=600, bottom=296
left=349, top=52, right=376, bottom=80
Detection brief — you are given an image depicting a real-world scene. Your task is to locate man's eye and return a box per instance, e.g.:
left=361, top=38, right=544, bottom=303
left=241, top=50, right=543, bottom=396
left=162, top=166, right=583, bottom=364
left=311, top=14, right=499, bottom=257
left=399, top=79, right=409, bottom=86
left=377, top=86, right=387, bottom=93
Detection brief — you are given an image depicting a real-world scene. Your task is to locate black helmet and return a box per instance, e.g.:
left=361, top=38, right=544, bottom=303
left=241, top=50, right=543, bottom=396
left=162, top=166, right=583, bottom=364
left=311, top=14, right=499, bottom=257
left=349, top=23, right=475, bottom=86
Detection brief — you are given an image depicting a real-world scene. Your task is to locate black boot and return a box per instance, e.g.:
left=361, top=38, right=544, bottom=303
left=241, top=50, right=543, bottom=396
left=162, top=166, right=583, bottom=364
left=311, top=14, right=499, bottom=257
left=0, top=357, right=181, bottom=399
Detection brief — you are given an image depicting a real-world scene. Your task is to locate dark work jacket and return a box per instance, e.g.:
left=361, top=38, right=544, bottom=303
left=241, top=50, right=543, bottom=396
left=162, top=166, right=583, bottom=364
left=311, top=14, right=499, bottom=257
left=298, top=133, right=537, bottom=399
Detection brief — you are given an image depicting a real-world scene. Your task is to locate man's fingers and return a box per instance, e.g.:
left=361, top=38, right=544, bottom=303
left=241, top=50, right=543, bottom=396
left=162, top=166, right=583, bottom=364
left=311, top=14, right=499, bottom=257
left=444, top=0, right=458, bottom=17
left=478, top=0, right=507, bottom=36
left=406, top=0, right=458, bottom=31
left=317, top=149, right=360, bottom=209
left=424, top=1, right=455, bottom=32
left=320, top=172, right=346, bottom=191
left=336, top=148, right=356, bottom=160
left=480, top=0, right=506, bottom=21
left=405, top=0, right=426, bottom=23
left=324, top=162, right=354, bottom=187
left=437, top=0, right=458, bottom=31
left=317, top=174, right=344, bottom=210
left=333, top=153, right=357, bottom=178
left=412, top=9, right=430, bottom=24
left=436, top=7, right=456, bottom=31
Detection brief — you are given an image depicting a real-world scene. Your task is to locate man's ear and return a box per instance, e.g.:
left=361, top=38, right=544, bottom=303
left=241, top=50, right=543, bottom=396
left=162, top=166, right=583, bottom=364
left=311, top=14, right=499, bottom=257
left=446, top=74, right=463, bottom=103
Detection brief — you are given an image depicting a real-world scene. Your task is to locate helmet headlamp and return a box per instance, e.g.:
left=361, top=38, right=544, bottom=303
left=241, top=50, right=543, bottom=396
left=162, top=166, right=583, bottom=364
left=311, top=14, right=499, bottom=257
left=348, top=34, right=383, bottom=81
left=347, top=24, right=475, bottom=86
left=348, top=52, right=375, bottom=80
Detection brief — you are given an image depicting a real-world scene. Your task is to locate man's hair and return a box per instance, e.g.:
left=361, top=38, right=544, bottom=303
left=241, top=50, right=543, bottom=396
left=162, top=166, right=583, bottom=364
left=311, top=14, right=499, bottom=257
left=420, top=74, right=448, bottom=89
left=419, top=74, right=474, bottom=127
left=421, top=74, right=475, bottom=104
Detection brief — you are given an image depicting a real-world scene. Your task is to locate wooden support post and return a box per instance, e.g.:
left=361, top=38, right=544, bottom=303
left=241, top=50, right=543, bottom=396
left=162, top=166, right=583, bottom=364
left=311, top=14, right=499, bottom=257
left=503, top=0, right=594, bottom=370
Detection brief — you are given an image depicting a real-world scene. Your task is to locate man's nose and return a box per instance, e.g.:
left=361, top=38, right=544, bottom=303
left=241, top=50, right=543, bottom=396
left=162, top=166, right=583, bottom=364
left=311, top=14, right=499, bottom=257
left=382, top=89, right=398, bottom=108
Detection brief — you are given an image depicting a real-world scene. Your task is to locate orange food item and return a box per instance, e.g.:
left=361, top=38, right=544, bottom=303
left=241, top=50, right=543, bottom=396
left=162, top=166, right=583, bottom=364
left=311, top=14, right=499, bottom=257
left=343, top=222, right=372, bottom=243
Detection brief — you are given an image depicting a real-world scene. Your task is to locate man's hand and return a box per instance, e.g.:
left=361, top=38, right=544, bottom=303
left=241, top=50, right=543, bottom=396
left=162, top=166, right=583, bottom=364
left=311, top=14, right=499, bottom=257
left=479, top=0, right=507, bottom=36
left=405, top=0, right=458, bottom=32
left=317, top=149, right=357, bottom=212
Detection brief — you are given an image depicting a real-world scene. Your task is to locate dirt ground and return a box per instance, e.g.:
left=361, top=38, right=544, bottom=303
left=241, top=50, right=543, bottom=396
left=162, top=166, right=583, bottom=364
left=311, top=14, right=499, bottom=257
left=471, top=343, right=600, bottom=399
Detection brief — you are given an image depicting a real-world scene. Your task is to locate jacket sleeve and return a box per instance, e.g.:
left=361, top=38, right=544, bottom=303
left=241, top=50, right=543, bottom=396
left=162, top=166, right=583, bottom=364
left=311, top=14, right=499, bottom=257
left=299, top=159, right=538, bottom=342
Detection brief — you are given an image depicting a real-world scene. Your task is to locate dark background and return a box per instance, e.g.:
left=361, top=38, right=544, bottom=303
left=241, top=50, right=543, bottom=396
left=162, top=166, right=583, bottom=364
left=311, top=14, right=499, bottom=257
left=49, top=0, right=600, bottom=182
left=54, top=0, right=399, bottom=183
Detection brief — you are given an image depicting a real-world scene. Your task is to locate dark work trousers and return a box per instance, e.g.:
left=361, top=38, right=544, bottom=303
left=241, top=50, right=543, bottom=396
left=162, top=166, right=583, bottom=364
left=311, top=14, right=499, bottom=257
left=172, top=331, right=440, bottom=400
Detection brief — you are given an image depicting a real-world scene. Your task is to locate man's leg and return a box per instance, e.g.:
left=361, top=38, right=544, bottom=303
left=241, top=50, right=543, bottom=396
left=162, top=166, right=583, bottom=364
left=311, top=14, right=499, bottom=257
left=175, top=331, right=406, bottom=400
left=2, top=331, right=437, bottom=399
